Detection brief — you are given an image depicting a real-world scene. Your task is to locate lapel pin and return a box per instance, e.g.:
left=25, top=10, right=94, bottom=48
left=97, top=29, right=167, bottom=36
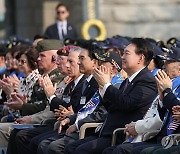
left=68, top=26, right=72, bottom=31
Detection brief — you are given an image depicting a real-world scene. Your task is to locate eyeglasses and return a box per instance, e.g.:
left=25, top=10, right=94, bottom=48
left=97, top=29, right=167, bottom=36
left=57, top=11, right=65, bottom=14
left=18, top=59, right=27, bottom=65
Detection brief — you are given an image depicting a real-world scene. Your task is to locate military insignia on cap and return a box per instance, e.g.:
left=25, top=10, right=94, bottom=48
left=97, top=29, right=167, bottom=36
left=103, top=52, right=110, bottom=57
left=8, top=43, right=12, bottom=49
left=62, top=49, right=67, bottom=54
left=170, top=39, right=176, bottom=44
left=65, top=39, right=70, bottom=44
left=94, top=52, right=106, bottom=61
left=111, top=59, right=121, bottom=72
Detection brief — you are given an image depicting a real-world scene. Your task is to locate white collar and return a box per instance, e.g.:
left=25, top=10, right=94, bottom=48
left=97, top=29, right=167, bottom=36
left=86, top=74, right=93, bottom=83
left=128, top=67, right=145, bottom=83
left=57, top=20, right=67, bottom=27
left=74, top=74, right=84, bottom=88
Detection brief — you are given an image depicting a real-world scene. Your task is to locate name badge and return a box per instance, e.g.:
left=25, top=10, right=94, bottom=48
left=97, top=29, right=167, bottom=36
left=80, top=96, right=86, bottom=104
left=34, top=101, right=43, bottom=104
left=63, top=95, right=71, bottom=104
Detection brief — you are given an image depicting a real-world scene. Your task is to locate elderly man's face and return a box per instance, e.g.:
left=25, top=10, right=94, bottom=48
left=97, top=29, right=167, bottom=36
left=37, top=50, right=56, bottom=73
left=66, top=51, right=80, bottom=78
left=56, top=55, right=68, bottom=75
left=164, top=61, right=180, bottom=79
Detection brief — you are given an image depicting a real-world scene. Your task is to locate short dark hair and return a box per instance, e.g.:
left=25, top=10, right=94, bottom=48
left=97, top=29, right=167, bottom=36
left=131, top=38, right=154, bottom=66
left=56, top=3, right=69, bottom=11
left=153, top=56, right=164, bottom=69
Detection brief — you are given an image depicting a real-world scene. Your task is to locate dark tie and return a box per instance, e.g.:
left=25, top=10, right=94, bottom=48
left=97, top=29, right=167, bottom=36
left=63, top=81, right=75, bottom=95
left=122, top=78, right=130, bottom=93
left=81, top=80, right=88, bottom=95
left=61, top=25, right=65, bottom=40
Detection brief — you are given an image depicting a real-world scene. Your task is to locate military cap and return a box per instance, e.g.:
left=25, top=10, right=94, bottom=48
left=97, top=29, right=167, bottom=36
left=57, top=45, right=77, bottom=56
left=150, top=42, right=164, bottom=58
left=159, top=47, right=180, bottom=62
left=93, top=50, right=122, bottom=72
left=167, top=37, right=177, bottom=46
left=36, top=39, right=63, bottom=52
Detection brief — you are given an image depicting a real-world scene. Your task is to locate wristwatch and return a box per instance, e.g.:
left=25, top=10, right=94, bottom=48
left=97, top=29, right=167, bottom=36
left=162, top=88, right=172, bottom=96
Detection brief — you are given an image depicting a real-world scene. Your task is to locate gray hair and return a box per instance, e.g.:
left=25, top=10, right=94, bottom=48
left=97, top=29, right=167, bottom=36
left=69, top=47, right=84, bottom=53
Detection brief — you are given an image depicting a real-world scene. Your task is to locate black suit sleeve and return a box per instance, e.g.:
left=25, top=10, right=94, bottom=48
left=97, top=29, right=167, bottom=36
left=103, top=79, right=157, bottom=112
left=50, top=97, right=66, bottom=111
left=69, top=113, right=78, bottom=125
left=162, top=92, right=180, bottom=110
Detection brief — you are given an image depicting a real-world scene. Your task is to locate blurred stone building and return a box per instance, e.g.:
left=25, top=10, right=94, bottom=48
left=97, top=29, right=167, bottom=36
left=3, top=0, right=180, bottom=41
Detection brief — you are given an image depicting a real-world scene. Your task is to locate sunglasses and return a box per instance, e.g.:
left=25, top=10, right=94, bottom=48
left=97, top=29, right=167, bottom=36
left=18, top=59, right=27, bottom=65
left=57, top=11, right=65, bottom=14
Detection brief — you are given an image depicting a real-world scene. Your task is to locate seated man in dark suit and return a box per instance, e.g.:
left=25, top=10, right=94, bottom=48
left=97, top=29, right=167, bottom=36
left=104, top=46, right=180, bottom=154
left=44, top=3, right=77, bottom=40
left=65, top=38, right=158, bottom=154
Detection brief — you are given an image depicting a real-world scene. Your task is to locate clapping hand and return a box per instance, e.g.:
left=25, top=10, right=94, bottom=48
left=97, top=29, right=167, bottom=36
left=4, top=93, right=28, bottom=110
left=55, top=105, right=74, bottom=121
left=93, top=65, right=111, bottom=89
left=39, top=75, right=57, bottom=98
left=58, top=118, right=70, bottom=134
left=15, top=116, right=32, bottom=124
left=155, top=70, right=172, bottom=100
left=0, top=78, right=14, bottom=97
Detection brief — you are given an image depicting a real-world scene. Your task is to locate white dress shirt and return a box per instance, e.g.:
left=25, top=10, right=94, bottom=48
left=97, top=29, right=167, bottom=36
left=57, top=20, right=67, bottom=40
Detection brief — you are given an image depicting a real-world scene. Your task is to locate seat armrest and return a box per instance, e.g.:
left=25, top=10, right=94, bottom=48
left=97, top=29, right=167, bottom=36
left=111, top=128, right=125, bottom=146
left=79, top=123, right=102, bottom=139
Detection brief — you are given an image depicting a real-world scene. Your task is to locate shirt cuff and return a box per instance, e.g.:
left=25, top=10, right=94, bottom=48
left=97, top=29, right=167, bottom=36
left=48, top=95, right=56, bottom=104
left=99, top=83, right=111, bottom=98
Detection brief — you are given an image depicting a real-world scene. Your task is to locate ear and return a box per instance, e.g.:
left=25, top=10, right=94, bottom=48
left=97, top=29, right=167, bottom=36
left=138, top=54, right=145, bottom=64
left=92, top=59, right=98, bottom=67
left=51, top=55, right=56, bottom=63
left=66, top=11, right=70, bottom=17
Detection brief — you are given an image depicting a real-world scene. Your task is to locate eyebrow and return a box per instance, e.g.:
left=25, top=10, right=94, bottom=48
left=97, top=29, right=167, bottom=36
left=79, top=55, right=85, bottom=58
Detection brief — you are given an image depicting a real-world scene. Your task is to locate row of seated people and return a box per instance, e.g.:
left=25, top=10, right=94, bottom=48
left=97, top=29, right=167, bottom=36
left=0, top=37, right=180, bottom=154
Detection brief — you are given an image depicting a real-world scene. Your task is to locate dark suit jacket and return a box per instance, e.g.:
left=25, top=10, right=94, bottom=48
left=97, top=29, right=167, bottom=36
left=101, top=67, right=158, bottom=142
left=50, top=76, right=99, bottom=113
left=44, top=22, right=77, bottom=40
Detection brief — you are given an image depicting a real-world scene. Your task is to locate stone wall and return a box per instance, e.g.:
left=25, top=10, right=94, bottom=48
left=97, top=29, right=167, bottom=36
left=99, top=0, right=180, bottom=40
left=5, top=0, right=180, bottom=41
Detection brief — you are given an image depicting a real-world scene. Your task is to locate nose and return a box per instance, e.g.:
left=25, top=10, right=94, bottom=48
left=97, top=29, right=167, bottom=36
left=66, top=61, right=70, bottom=68
left=77, top=60, right=81, bottom=65
left=37, top=56, right=41, bottom=61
